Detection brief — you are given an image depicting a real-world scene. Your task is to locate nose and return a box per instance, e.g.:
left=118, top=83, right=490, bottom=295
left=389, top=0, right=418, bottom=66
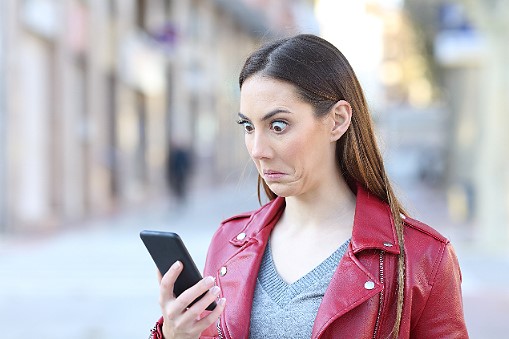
left=247, top=131, right=271, bottom=160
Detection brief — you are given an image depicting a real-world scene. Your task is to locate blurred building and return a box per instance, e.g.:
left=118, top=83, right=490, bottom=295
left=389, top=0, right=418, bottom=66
left=0, top=0, right=317, bottom=233
left=314, top=1, right=443, bottom=187
left=404, top=0, right=509, bottom=249
left=367, top=3, right=446, bottom=187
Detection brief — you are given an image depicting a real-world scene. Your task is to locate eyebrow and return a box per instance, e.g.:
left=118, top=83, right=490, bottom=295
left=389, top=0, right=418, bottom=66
left=238, top=108, right=292, bottom=121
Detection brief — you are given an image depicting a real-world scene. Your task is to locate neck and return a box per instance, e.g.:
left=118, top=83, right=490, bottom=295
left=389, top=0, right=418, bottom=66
left=281, top=175, right=356, bottom=233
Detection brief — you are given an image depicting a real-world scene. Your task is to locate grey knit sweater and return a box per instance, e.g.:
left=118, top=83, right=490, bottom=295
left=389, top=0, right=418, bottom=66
left=248, top=238, right=350, bottom=339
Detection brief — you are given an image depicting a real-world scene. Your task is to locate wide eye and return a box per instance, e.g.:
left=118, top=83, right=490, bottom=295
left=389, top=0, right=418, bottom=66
left=237, top=119, right=254, bottom=133
left=270, top=121, right=288, bottom=133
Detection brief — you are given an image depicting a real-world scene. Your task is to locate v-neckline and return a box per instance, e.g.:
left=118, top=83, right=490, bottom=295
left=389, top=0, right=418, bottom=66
left=257, top=238, right=350, bottom=307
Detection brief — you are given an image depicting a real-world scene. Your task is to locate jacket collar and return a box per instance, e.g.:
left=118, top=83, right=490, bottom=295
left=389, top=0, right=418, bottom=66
left=350, top=184, right=400, bottom=255
left=233, top=184, right=400, bottom=255
left=228, top=196, right=285, bottom=247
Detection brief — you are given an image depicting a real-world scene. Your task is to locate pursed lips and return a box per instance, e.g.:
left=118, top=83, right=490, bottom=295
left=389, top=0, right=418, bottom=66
left=263, top=170, right=286, bottom=180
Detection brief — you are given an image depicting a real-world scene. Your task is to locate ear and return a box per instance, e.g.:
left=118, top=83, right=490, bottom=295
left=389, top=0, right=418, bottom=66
left=329, top=100, right=352, bottom=142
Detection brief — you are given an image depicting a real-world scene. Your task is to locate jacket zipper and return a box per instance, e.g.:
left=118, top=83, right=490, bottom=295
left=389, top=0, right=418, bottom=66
left=217, top=318, right=224, bottom=339
left=373, top=250, right=385, bottom=339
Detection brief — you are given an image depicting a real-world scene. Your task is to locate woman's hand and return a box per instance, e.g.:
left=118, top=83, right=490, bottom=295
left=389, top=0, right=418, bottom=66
left=158, top=261, right=226, bottom=339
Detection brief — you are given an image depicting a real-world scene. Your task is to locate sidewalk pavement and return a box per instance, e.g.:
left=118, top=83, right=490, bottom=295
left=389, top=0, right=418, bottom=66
left=0, top=176, right=507, bottom=338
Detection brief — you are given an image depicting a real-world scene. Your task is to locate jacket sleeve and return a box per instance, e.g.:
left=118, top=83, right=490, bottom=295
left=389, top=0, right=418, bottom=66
left=149, top=317, right=164, bottom=339
left=411, top=243, right=469, bottom=338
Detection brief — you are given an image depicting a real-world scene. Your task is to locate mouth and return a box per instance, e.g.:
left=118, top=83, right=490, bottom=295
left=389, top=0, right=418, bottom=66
left=263, top=170, right=286, bottom=181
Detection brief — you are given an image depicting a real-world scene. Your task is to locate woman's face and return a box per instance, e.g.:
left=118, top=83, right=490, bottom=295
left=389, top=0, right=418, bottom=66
left=239, top=75, right=339, bottom=198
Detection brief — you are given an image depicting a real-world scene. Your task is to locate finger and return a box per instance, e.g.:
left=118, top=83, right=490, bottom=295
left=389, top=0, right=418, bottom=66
left=195, top=298, right=226, bottom=333
left=159, top=261, right=183, bottom=305
left=169, top=276, right=215, bottom=314
left=180, top=285, right=221, bottom=323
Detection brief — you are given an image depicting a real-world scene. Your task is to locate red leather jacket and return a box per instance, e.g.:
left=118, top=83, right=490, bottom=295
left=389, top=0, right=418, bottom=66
left=152, top=186, right=468, bottom=338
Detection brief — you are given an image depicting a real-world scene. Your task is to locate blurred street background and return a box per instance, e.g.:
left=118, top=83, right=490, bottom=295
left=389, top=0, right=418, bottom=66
left=0, top=0, right=508, bottom=338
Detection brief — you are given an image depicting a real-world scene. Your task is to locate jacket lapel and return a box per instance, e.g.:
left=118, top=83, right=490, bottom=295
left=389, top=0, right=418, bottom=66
left=311, top=247, right=383, bottom=338
left=218, top=197, right=285, bottom=339
left=312, top=185, right=399, bottom=337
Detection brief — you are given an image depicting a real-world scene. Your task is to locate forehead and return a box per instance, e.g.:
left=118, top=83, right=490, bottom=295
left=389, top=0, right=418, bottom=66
left=239, top=76, right=301, bottom=112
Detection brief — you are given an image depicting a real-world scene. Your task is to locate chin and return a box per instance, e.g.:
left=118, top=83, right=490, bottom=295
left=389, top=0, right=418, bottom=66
left=266, top=183, right=297, bottom=198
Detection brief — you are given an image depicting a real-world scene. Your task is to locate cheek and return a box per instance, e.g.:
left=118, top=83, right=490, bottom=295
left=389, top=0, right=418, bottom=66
left=280, top=136, right=308, bottom=165
left=293, top=129, right=330, bottom=166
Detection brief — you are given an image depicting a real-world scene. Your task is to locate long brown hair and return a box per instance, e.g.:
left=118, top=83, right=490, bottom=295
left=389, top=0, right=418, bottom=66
left=239, top=34, right=406, bottom=337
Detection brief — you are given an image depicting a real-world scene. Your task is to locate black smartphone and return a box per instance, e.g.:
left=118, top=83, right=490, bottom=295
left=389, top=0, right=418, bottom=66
left=140, top=230, right=217, bottom=311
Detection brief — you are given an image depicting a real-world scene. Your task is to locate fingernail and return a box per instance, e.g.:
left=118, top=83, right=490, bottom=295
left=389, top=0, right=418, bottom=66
left=210, top=286, right=220, bottom=295
left=172, top=261, right=182, bottom=269
left=218, top=298, right=226, bottom=306
left=204, top=276, right=215, bottom=284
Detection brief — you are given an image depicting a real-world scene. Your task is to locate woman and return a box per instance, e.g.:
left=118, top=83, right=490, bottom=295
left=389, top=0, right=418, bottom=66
left=151, top=34, right=468, bottom=338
